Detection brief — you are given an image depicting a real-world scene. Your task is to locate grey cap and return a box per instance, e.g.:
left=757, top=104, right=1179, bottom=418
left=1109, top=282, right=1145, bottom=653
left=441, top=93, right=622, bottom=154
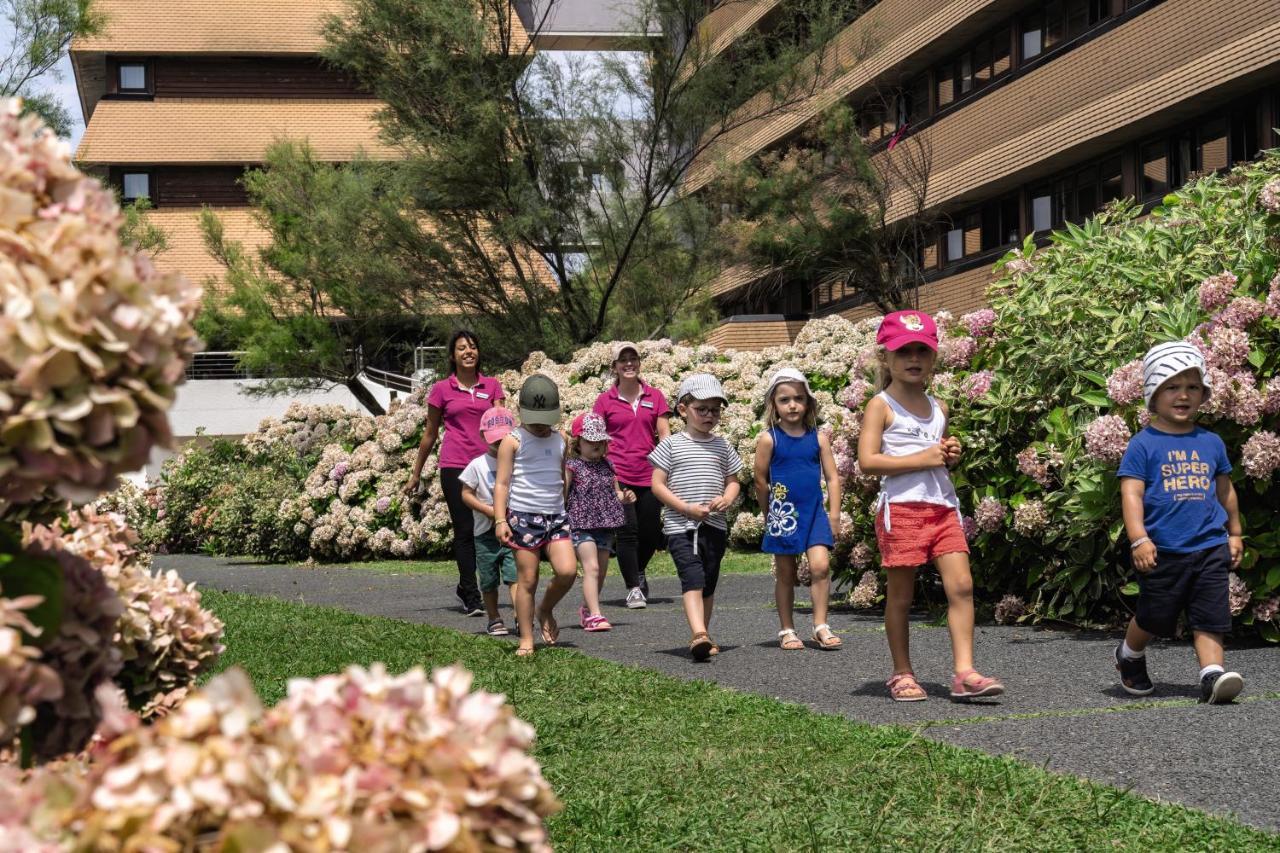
left=677, top=373, right=727, bottom=404
left=518, top=374, right=562, bottom=425
left=763, top=366, right=812, bottom=402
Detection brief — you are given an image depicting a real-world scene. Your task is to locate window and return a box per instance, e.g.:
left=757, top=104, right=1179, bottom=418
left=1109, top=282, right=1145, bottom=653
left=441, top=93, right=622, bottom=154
left=936, top=63, right=955, bottom=109
left=1021, top=1, right=1110, bottom=61
left=121, top=172, right=150, bottom=202
left=904, top=75, right=930, bottom=125
left=1030, top=185, right=1057, bottom=233
left=1197, top=117, right=1229, bottom=173
left=1140, top=141, right=1168, bottom=198
left=980, top=196, right=1020, bottom=251
left=941, top=27, right=1013, bottom=107
left=118, top=62, right=148, bottom=93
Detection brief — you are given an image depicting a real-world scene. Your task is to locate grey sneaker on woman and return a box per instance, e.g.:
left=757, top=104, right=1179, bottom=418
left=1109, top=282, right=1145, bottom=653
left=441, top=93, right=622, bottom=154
left=625, top=587, right=647, bottom=609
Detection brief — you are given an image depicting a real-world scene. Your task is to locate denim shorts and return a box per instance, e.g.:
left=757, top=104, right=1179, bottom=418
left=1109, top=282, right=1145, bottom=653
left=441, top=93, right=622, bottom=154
left=572, top=528, right=617, bottom=553
left=505, top=509, right=571, bottom=552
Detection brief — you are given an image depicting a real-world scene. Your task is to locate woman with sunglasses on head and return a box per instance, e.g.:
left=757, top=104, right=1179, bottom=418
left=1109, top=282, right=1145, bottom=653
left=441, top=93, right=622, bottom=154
left=405, top=330, right=506, bottom=616
left=591, top=342, right=671, bottom=608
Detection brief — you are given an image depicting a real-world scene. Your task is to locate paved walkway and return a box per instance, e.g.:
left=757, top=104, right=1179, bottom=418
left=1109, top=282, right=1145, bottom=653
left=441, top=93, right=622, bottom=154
left=160, top=555, right=1280, bottom=832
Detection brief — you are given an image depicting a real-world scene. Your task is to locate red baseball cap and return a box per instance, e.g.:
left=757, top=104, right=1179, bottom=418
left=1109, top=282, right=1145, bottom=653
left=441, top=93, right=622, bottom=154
left=876, top=310, right=939, bottom=351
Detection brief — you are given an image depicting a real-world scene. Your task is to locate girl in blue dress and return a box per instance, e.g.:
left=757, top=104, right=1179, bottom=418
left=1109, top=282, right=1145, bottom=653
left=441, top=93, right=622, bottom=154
left=753, top=368, right=843, bottom=650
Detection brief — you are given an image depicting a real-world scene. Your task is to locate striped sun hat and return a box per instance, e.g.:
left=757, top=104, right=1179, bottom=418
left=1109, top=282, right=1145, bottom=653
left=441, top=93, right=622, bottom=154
left=1141, top=341, right=1211, bottom=406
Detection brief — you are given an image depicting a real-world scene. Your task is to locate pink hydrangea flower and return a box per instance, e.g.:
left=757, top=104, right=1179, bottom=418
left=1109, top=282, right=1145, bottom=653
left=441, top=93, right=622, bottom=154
left=1207, top=326, right=1249, bottom=369
left=838, top=378, right=872, bottom=410
left=1197, top=271, right=1238, bottom=312
left=1216, top=296, right=1265, bottom=330
left=939, top=336, right=978, bottom=369
left=1106, top=360, right=1144, bottom=406
left=1241, top=430, right=1280, bottom=479
left=1012, top=501, right=1049, bottom=536
left=962, top=371, right=994, bottom=401
left=961, top=309, right=996, bottom=338
left=974, top=497, right=1005, bottom=533
left=1083, top=415, right=1131, bottom=464
left=961, top=515, right=978, bottom=541
left=1228, top=573, right=1250, bottom=615
left=993, top=594, right=1026, bottom=625
left=849, top=542, right=874, bottom=569
left=848, top=570, right=879, bottom=608
left=1261, top=178, right=1280, bottom=213
left=1266, top=274, right=1280, bottom=319
left=1263, top=378, right=1280, bottom=415
left=1229, top=382, right=1264, bottom=426
left=1253, top=596, right=1279, bottom=623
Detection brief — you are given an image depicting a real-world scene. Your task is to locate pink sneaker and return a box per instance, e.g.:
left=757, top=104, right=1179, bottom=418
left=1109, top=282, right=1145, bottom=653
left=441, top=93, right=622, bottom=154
left=950, top=669, right=1004, bottom=701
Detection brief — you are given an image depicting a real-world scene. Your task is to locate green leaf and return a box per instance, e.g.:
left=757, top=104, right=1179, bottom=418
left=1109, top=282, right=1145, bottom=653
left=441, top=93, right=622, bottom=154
left=1247, top=348, right=1265, bottom=369
left=1120, top=581, right=1139, bottom=596
left=0, top=550, right=64, bottom=643
left=1079, top=370, right=1108, bottom=389
left=1076, top=390, right=1110, bottom=408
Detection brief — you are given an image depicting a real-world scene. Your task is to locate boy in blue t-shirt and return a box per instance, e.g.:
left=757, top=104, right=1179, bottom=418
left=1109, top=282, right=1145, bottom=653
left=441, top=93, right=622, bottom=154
left=1114, top=342, right=1244, bottom=704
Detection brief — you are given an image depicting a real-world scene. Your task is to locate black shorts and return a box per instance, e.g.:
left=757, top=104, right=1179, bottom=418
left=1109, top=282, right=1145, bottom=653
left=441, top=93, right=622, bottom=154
left=666, top=525, right=728, bottom=597
left=1136, top=543, right=1232, bottom=637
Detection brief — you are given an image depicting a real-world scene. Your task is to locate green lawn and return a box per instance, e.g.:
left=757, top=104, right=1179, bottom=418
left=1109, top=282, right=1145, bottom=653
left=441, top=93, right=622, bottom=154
left=202, top=590, right=1277, bottom=852
left=292, top=548, right=775, bottom=577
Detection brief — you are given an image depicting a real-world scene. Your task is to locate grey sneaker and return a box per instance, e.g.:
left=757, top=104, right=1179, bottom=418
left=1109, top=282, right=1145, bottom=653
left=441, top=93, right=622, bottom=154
left=625, top=587, right=647, bottom=609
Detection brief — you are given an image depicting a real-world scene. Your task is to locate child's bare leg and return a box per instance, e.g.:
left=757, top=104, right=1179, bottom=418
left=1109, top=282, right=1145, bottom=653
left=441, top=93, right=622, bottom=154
left=537, top=539, right=578, bottom=626
left=884, top=567, right=916, bottom=673
left=578, top=541, right=603, bottom=616
left=935, top=552, right=976, bottom=674
left=514, top=550, right=540, bottom=652
left=807, top=546, right=832, bottom=630
left=1192, top=630, right=1226, bottom=669
left=482, top=588, right=500, bottom=622
left=682, top=590, right=707, bottom=636
left=703, top=593, right=714, bottom=630
left=774, top=555, right=797, bottom=631
left=1124, top=618, right=1154, bottom=653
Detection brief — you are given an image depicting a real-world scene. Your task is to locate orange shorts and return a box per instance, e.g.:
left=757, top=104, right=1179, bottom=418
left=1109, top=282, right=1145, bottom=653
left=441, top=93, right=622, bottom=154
left=875, top=501, right=969, bottom=568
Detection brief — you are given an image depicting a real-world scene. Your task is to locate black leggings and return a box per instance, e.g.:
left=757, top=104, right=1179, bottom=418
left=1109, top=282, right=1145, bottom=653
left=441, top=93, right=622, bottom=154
left=439, top=467, right=480, bottom=608
left=615, top=484, right=663, bottom=593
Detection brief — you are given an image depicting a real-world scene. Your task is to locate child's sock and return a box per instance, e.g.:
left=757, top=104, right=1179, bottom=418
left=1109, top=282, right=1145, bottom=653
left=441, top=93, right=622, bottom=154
left=1120, top=640, right=1145, bottom=660
left=1199, top=664, right=1225, bottom=680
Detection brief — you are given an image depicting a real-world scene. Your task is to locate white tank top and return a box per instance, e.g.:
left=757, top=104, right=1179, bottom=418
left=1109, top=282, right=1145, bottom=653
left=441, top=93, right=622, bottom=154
left=509, top=427, right=566, bottom=514
left=875, top=391, right=959, bottom=529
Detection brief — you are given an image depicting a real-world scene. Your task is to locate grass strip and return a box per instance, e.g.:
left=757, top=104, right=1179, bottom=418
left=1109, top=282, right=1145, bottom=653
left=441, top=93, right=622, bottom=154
left=202, top=589, right=1278, bottom=852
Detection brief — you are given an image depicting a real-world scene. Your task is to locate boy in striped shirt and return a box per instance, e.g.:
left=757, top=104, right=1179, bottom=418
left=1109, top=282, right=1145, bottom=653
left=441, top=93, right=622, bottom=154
left=649, top=373, right=743, bottom=661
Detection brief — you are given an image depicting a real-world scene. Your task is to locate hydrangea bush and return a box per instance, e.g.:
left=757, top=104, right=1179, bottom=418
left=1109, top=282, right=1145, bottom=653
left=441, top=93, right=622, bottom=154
left=5, top=666, right=560, bottom=850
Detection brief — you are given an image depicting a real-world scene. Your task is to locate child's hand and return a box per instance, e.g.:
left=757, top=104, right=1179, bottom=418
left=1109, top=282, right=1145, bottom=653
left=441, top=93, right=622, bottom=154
left=942, top=436, right=962, bottom=466
left=922, top=443, right=950, bottom=468
left=1228, top=534, right=1243, bottom=567
left=707, top=495, right=732, bottom=513
left=495, top=520, right=515, bottom=547
left=683, top=502, right=711, bottom=521
left=1131, top=540, right=1157, bottom=573
left=619, top=488, right=637, bottom=505
left=829, top=511, right=842, bottom=541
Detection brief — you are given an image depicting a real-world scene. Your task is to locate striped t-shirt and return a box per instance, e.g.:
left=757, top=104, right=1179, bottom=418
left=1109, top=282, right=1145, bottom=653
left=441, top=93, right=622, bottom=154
left=648, top=432, right=743, bottom=534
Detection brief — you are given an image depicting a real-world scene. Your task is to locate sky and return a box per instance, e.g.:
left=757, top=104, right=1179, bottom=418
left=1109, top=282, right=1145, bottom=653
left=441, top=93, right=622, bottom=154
left=51, top=54, right=86, bottom=147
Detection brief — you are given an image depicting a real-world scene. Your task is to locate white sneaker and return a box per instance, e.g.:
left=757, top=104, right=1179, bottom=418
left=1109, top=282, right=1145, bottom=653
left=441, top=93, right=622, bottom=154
left=625, top=587, right=647, bottom=609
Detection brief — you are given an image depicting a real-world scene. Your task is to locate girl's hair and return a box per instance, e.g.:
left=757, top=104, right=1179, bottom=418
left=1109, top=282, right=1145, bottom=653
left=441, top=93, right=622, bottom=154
left=446, top=329, right=481, bottom=376
left=763, top=380, right=818, bottom=429
left=874, top=346, right=891, bottom=392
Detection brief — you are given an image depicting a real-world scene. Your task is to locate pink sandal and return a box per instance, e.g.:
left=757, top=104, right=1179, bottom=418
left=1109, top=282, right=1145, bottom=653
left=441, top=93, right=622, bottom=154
left=886, top=672, right=927, bottom=702
left=950, top=669, right=1004, bottom=701
left=583, top=614, right=612, bottom=632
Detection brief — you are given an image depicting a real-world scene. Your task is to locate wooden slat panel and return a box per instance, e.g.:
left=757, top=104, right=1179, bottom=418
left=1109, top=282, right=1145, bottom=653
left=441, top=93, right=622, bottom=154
left=154, top=57, right=368, bottom=99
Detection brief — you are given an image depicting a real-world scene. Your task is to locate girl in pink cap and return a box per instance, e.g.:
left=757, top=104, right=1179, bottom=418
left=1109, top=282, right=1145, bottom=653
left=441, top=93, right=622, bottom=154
left=566, top=412, right=636, bottom=632
left=857, top=310, right=1004, bottom=703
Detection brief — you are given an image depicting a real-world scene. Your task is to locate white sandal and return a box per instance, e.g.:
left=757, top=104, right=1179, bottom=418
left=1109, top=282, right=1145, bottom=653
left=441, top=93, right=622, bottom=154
left=778, top=628, right=804, bottom=650
left=812, top=623, right=842, bottom=649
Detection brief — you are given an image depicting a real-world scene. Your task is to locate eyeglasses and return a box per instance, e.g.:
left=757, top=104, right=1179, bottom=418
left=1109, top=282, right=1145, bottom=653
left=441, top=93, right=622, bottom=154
left=689, top=405, right=723, bottom=417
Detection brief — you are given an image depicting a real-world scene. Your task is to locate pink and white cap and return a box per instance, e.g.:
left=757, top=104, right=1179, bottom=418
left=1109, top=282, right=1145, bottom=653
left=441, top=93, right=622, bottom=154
left=479, top=406, right=516, bottom=444
left=876, top=310, right=939, bottom=351
left=571, top=412, right=611, bottom=442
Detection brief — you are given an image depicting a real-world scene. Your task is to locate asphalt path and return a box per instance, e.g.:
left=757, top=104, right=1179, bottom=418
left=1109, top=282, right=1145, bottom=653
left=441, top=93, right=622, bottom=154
left=160, top=554, right=1280, bottom=831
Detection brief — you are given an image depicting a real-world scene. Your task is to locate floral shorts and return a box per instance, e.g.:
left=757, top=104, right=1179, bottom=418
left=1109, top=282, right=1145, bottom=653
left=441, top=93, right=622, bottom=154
left=505, top=510, right=572, bottom=552
left=875, top=502, right=969, bottom=568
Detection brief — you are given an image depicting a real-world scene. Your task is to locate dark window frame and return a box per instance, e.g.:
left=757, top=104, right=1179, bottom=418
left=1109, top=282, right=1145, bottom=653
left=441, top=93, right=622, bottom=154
left=120, top=170, right=154, bottom=204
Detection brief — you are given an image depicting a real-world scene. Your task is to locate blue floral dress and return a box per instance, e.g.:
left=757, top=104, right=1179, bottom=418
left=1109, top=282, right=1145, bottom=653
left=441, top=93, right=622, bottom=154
left=762, top=427, right=834, bottom=554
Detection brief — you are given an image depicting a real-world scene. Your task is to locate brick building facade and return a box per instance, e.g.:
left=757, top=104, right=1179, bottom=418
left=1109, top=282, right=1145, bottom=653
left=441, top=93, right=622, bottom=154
left=694, top=0, right=1280, bottom=350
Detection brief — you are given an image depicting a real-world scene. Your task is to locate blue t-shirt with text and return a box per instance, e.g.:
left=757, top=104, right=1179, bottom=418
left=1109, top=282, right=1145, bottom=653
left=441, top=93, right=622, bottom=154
left=1117, top=426, right=1231, bottom=553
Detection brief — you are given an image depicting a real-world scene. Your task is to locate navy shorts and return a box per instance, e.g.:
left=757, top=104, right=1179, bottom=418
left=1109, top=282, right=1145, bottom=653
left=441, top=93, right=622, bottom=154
left=666, top=525, right=728, bottom=597
left=1136, top=543, right=1232, bottom=637
left=572, top=528, right=617, bottom=553
left=505, top=510, right=571, bottom=552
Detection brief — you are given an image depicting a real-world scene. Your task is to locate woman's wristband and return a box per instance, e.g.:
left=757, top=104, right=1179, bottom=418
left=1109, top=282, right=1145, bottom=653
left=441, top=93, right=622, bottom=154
left=1129, top=536, right=1151, bottom=550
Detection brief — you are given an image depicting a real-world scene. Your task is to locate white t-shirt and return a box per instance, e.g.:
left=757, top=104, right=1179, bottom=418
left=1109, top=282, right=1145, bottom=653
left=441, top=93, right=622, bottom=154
left=458, top=453, right=499, bottom=535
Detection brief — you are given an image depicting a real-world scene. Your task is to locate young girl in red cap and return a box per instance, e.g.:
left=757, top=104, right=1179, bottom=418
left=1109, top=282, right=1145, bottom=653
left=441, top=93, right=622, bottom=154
left=857, top=310, right=1005, bottom=702
left=566, top=412, right=635, bottom=632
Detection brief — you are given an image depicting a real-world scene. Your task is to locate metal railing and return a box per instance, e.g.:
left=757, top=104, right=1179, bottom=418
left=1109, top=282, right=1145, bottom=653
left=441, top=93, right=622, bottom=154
left=185, top=351, right=255, bottom=380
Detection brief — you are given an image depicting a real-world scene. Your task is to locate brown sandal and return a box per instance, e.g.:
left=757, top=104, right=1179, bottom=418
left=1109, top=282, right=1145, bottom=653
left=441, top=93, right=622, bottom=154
left=690, top=632, right=713, bottom=661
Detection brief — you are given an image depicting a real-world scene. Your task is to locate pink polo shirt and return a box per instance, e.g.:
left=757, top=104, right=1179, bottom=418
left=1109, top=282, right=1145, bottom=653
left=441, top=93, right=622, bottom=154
left=593, top=381, right=671, bottom=487
left=426, top=373, right=506, bottom=470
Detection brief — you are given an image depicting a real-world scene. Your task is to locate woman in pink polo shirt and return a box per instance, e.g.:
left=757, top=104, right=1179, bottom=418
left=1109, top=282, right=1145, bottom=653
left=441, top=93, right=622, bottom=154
left=406, top=330, right=506, bottom=615
left=592, top=342, right=671, bottom=608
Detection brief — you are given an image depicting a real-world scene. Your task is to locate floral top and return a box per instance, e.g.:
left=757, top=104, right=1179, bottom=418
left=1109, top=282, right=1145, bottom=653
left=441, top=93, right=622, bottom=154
left=565, top=457, right=626, bottom=531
